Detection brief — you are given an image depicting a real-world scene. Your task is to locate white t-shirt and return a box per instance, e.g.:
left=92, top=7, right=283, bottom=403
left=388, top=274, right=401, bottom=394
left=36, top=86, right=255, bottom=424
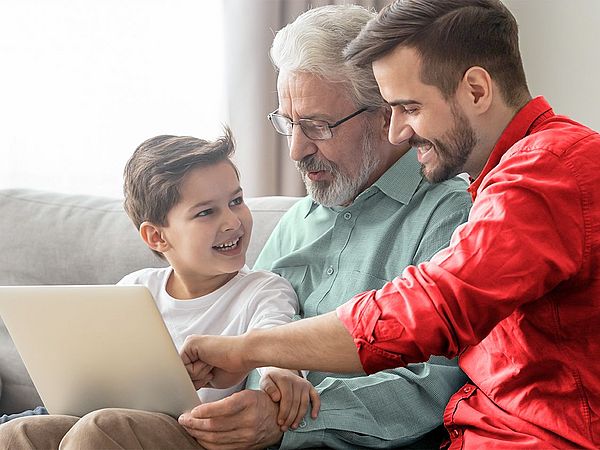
left=118, top=265, right=298, bottom=402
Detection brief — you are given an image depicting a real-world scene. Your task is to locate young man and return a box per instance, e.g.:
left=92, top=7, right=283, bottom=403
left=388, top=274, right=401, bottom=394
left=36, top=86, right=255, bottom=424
left=179, top=1, right=600, bottom=449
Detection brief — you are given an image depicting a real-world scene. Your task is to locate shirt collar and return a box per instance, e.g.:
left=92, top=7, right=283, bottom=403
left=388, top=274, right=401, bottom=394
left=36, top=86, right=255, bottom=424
left=303, top=148, right=423, bottom=217
left=372, top=148, right=422, bottom=205
left=468, top=96, right=554, bottom=200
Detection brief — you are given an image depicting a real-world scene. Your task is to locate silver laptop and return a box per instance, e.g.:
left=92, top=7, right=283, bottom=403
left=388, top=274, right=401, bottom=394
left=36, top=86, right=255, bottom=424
left=0, top=285, right=201, bottom=417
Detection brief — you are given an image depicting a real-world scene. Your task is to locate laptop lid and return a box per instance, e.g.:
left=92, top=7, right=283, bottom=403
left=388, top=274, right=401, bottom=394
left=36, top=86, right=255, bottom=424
left=0, top=285, right=200, bottom=418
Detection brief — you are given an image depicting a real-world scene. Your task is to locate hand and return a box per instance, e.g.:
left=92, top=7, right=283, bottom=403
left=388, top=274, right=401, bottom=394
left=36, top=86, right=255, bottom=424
left=178, top=389, right=283, bottom=450
left=207, top=367, right=247, bottom=390
left=186, top=361, right=214, bottom=390
left=180, top=334, right=249, bottom=389
left=260, top=368, right=320, bottom=431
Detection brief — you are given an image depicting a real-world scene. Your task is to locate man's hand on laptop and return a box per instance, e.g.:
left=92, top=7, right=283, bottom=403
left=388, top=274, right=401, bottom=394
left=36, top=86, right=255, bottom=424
left=180, top=334, right=249, bottom=389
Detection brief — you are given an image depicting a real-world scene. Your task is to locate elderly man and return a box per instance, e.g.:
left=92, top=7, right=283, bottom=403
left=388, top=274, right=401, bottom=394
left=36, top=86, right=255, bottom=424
left=179, top=1, right=600, bottom=449
left=0, top=5, right=471, bottom=450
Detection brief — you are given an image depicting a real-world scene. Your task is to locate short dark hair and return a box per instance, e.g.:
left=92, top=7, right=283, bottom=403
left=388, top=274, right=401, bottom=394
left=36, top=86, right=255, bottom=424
left=344, top=0, right=530, bottom=108
left=123, top=128, right=236, bottom=258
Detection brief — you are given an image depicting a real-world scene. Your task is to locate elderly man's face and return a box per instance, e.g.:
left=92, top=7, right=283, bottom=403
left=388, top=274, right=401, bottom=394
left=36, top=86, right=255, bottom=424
left=276, top=71, right=382, bottom=206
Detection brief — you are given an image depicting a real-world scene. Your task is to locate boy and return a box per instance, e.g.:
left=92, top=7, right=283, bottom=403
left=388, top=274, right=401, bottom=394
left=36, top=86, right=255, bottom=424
left=120, top=128, right=319, bottom=430
left=0, top=129, right=318, bottom=438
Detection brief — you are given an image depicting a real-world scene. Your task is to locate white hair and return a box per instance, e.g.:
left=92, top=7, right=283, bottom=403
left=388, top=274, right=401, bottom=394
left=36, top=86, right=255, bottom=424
left=270, top=4, right=387, bottom=110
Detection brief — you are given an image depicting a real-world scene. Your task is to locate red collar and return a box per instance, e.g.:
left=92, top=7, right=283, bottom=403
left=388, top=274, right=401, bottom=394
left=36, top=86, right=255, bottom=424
left=467, top=96, right=554, bottom=200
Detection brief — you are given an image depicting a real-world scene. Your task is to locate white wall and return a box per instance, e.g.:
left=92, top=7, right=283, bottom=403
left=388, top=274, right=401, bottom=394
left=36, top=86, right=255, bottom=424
left=0, top=0, right=225, bottom=198
left=504, top=0, right=600, bottom=130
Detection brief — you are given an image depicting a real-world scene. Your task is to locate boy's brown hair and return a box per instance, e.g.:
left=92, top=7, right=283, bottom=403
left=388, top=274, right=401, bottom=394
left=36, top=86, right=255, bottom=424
left=123, top=128, right=236, bottom=258
left=344, top=0, right=530, bottom=108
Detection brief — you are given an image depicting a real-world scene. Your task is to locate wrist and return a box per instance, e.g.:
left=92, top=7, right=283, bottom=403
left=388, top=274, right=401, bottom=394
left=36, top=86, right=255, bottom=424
left=241, top=328, right=263, bottom=371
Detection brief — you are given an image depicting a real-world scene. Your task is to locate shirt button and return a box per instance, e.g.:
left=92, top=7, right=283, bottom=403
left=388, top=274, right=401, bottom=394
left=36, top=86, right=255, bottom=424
left=298, top=419, right=307, bottom=428
left=343, top=212, right=352, bottom=220
left=451, top=429, right=460, bottom=438
left=326, top=266, right=334, bottom=276
left=463, top=386, right=471, bottom=394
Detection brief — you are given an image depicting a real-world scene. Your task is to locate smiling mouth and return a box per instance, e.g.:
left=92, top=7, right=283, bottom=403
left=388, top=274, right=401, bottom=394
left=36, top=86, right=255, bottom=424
left=212, top=237, right=241, bottom=252
left=414, top=141, right=435, bottom=164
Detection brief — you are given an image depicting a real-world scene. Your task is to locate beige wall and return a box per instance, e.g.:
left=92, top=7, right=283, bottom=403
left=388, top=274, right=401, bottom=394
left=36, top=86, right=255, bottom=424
left=504, top=0, right=600, bottom=130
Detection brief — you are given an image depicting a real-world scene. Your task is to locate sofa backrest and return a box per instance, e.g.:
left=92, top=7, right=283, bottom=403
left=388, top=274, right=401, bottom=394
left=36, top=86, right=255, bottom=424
left=0, top=188, right=300, bottom=414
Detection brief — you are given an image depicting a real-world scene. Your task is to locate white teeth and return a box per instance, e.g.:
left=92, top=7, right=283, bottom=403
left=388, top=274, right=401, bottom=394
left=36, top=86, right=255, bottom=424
left=213, top=238, right=240, bottom=250
left=418, top=143, right=433, bottom=154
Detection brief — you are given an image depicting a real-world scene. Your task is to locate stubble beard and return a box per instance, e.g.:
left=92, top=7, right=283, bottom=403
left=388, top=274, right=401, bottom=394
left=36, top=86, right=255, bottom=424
left=413, top=104, right=477, bottom=183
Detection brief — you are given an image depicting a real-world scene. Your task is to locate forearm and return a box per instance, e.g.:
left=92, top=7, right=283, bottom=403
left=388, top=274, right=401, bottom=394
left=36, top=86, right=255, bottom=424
left=280, top=363, right=467, bottom=449
left=243, top=311, right=362, bottom=373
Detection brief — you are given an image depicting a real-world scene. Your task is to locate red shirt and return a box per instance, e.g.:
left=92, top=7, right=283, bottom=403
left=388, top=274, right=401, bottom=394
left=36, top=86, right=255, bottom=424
left=337, top=97, right=600, bottom=449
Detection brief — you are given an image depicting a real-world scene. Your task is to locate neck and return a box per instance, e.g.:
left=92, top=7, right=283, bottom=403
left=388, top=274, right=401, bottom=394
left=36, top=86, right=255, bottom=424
left=467, top=100, right=526, bottom=179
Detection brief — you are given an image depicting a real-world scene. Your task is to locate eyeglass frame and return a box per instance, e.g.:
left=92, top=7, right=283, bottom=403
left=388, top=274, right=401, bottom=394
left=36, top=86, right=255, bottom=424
left=267, top=107, right=369, bottom=140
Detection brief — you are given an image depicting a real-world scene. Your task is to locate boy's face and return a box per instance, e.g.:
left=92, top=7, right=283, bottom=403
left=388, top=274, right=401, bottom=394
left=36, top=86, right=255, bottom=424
left=160, top=161, right=252, bottom=284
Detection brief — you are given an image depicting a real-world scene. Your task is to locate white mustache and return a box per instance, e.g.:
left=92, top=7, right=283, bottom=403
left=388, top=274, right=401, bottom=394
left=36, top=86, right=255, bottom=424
left=296, top=155, right=337, bottom=174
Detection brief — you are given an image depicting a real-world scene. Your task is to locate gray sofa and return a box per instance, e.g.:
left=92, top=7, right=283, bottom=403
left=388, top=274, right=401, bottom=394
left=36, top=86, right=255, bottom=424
left=0, top=188, right=299, bottom=415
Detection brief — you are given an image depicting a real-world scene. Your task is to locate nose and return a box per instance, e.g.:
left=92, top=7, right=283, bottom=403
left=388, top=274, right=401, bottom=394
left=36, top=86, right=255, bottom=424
left=388, top=112, right=415, bottom=146
left=221, top=208, right=241, bottom=232
left=288, top=124, right=317, bottom=162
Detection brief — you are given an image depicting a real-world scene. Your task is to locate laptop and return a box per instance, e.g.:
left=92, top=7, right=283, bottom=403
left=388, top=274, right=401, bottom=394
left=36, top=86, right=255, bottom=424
left=0, top=285, right=201, bottom=418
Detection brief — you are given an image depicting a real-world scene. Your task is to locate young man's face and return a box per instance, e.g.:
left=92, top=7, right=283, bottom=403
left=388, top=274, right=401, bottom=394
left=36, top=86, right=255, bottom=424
left=276, top=70, right=388, bottom=206
left=373, top=46, right=478, bottom=182
left=161, top=161, right=252, bottom=286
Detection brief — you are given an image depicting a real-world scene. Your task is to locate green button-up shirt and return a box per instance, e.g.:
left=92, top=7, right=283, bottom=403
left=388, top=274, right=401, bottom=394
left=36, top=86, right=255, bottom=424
left=253, top=149, right=472, bottom=449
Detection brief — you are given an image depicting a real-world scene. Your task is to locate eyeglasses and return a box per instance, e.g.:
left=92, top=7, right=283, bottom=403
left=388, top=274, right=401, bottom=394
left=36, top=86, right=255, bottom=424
left=267, top=107, right=368, bottom=140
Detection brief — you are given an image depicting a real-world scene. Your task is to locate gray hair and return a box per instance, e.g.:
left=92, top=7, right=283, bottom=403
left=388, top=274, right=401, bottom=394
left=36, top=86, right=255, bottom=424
left=270, top=4, right=387, bottom=110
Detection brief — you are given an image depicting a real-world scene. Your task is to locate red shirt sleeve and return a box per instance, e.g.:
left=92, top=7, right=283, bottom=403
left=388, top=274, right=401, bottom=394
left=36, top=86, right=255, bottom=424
left=337, top=146, right=585, bottom=374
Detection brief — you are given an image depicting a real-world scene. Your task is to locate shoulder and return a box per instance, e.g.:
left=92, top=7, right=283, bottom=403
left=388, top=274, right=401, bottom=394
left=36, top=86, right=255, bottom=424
left=117, top=267, right=171, bottom=286
left=275, top=196, right=314, bottom=223
left=413, top=176, right=472, bottom=211
left=511, top=116, right=599, bottom=160
left=236, top=266, right=295, bottom=292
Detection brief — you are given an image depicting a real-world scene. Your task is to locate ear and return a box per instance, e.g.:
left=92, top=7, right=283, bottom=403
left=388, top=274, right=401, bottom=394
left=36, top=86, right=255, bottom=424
left=373, top=106, right=392, bottom=141
left=139, top=221, right=170, bottom=254
left=458, top=66, right=493, bottom=114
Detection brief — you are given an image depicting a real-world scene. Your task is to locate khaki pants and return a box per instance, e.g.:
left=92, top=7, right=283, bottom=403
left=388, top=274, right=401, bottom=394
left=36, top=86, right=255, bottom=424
left=0, top=408, right=202, bottom=450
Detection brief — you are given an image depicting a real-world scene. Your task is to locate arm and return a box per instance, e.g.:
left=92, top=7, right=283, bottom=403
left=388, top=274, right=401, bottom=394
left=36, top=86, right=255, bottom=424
left=180, top=311, right=360, bottom=378
left=339, top=151, right=585, bottom=373
left=277, top=363, right=465, bottom=449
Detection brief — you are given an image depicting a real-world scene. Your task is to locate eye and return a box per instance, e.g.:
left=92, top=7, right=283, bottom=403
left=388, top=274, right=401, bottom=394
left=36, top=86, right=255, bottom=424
left=305, top=121, right=328, bottom=132
left=194, top=208, right=213, bottom=218
left=229, top=196, right=244, bottom=207
left=400, top=105, right=419, bottom=115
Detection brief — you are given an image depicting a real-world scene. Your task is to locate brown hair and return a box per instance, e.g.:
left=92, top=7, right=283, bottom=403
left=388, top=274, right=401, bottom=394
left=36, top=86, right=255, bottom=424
left=123, top=128, right=236, bottom=258
left=344, top=0, right=530, bottom=108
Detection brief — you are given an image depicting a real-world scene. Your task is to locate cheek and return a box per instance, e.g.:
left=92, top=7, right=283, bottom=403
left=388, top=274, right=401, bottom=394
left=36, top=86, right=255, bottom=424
left=241, top=207, right=253, bottom=233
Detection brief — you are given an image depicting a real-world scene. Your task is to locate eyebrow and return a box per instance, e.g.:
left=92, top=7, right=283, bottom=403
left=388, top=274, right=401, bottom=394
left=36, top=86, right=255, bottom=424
left=187, top=187, right=243, bottom=212
left=276, top=109, right=333, bottom=122
left=387, top=99, right=422, bottom=107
